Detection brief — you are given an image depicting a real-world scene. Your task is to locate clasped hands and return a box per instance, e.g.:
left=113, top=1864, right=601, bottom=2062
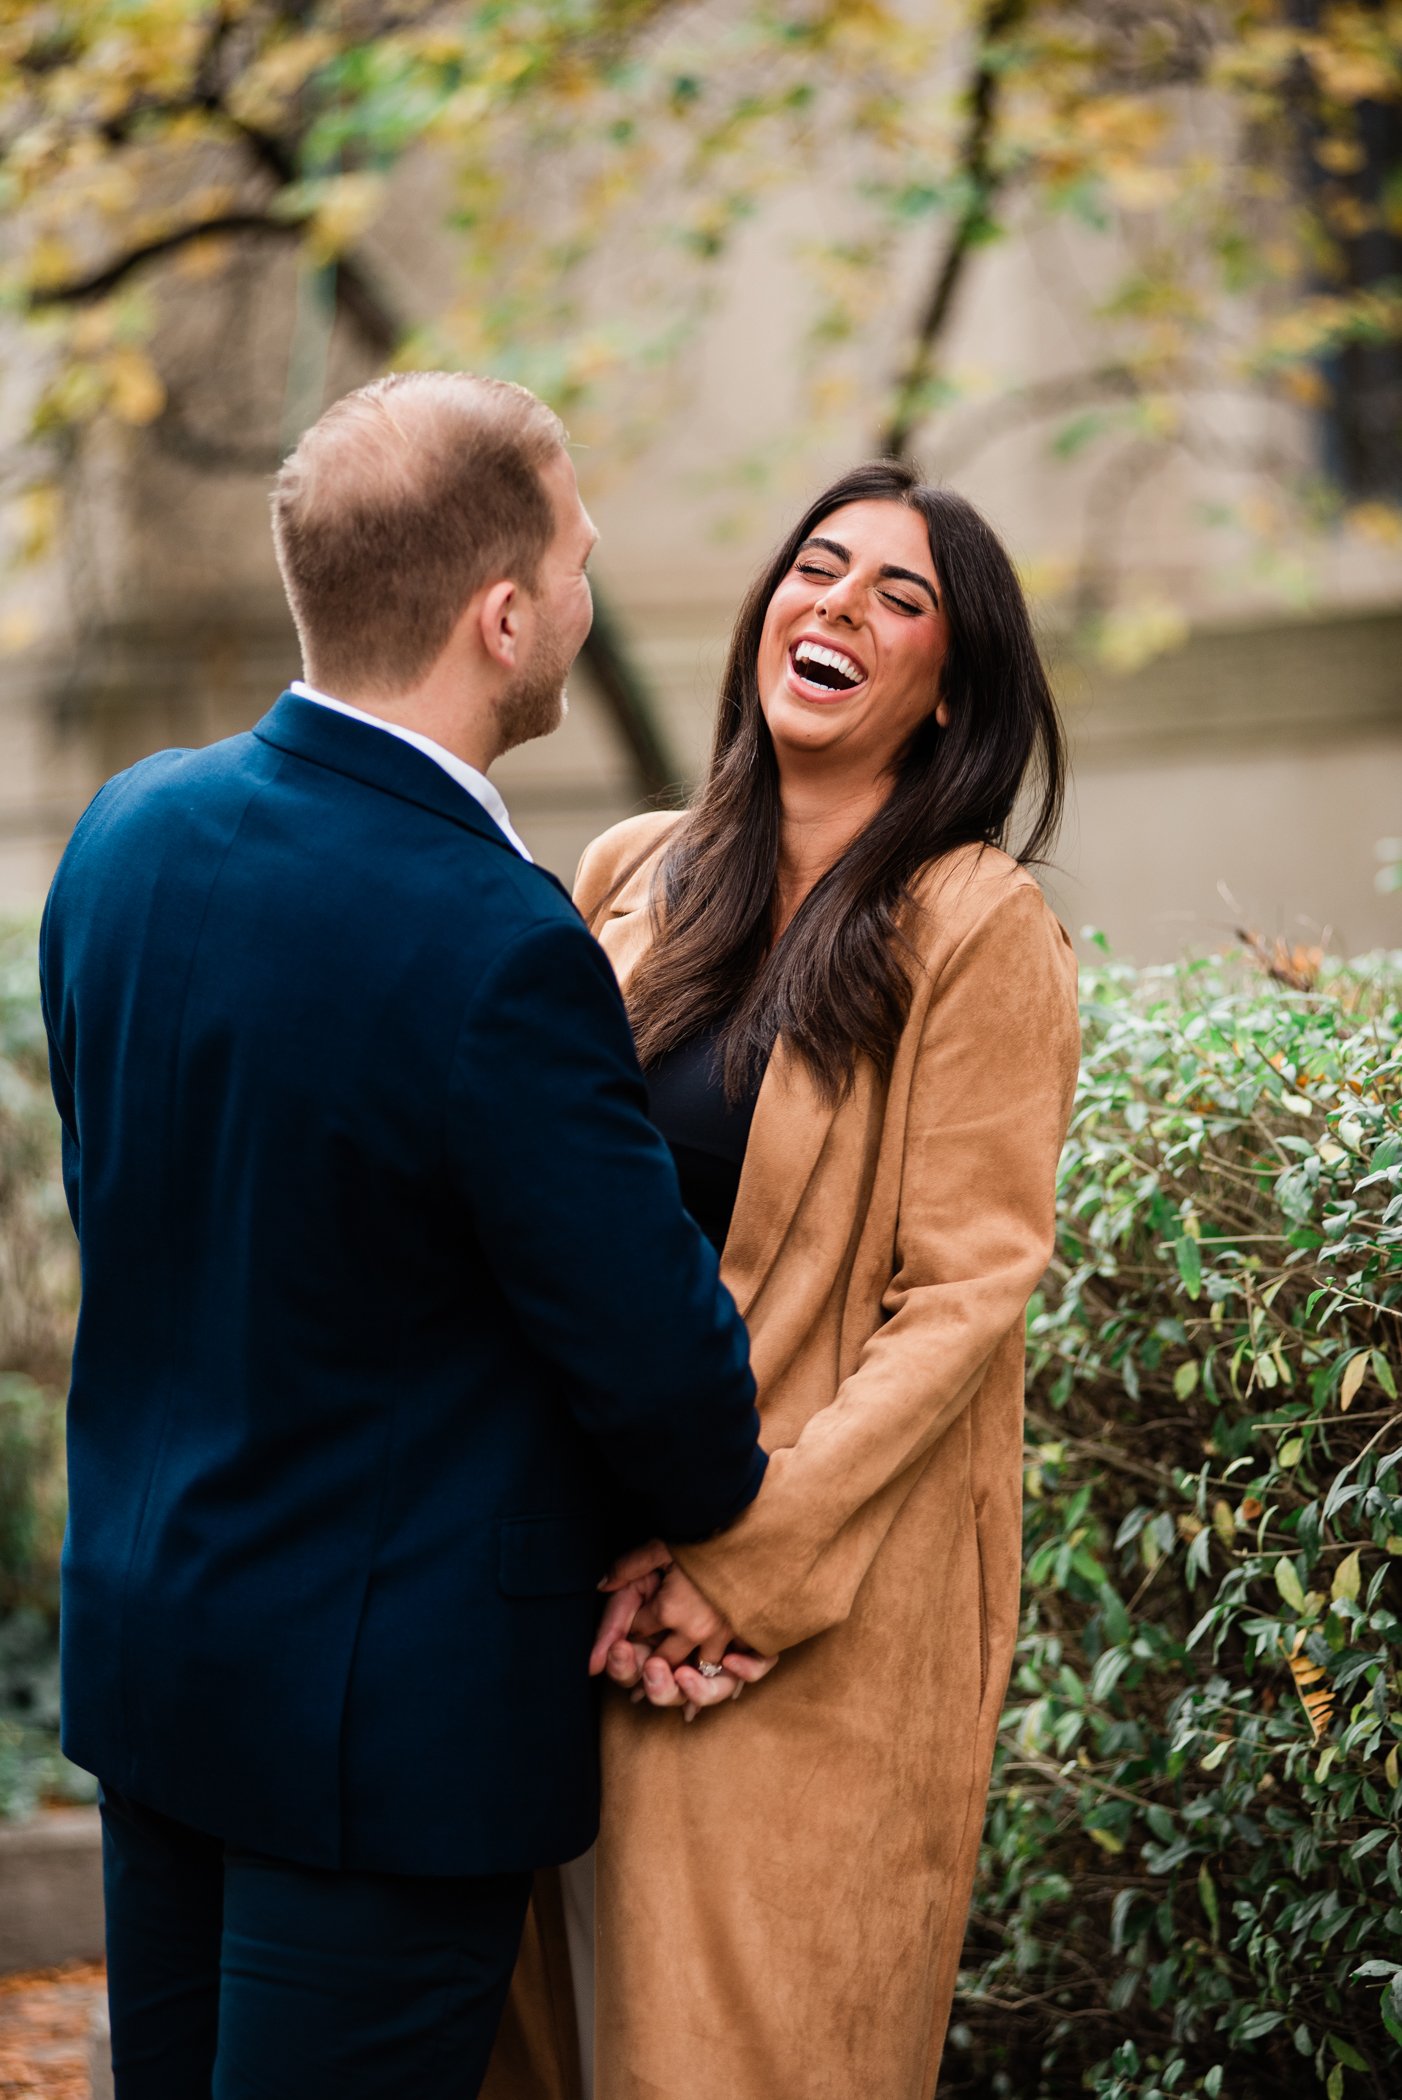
left=588, top=1540, right=778, bottom=1722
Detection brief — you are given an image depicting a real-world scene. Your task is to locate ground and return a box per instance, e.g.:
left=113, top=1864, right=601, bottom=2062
left=0, top=1964, right=103, bottom=2100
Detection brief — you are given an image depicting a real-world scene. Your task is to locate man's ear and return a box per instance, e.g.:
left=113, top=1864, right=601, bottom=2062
left=477, top=579, right=521, bottom=670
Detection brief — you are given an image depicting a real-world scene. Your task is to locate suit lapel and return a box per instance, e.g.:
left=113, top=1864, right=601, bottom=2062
left=598, top=848, right=840, bottom=1321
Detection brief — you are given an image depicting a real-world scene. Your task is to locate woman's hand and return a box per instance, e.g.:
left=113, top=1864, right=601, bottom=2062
left=638, top=1644, right=778, bottom=1722
left=630, top=1562, right=735, bottom=1668
left=595, top=1546, right=777, bottom=1719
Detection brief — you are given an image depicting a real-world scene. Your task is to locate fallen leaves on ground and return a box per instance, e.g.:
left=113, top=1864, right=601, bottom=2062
left=0, top=1962, right=104, bottom=2100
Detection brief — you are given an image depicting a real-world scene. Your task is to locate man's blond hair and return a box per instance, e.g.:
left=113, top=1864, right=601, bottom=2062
left=271, top=373, right=567, bottom=697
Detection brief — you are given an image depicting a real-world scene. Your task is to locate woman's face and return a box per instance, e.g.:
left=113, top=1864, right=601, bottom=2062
left=756, top=499, right=951, bottom=774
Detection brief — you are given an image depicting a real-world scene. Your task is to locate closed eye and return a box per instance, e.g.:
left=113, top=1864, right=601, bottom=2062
left=797, top=563, right=923, bottom=616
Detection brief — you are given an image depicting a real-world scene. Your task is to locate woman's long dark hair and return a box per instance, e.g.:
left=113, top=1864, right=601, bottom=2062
left=624, top=460, right=1066, bottom=1103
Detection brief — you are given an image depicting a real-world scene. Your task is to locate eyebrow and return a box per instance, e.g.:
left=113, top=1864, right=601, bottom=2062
left=797, top=535, right=940, bottom=611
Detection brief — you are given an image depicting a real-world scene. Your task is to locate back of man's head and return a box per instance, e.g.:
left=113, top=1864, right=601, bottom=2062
left=271, top=373, right=567, bottom=700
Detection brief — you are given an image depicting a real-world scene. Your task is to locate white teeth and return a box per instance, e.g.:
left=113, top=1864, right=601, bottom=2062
left=793, top=641, right=864, bottom=684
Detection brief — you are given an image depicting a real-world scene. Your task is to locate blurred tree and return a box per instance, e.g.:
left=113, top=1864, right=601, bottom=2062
left=2, top=0, right=1400, bottom=728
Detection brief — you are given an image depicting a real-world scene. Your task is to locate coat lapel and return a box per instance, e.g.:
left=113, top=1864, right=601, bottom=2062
left=597, top=852, right=840, bottom=1322
left=719, top=1040, right=838, bottom=1319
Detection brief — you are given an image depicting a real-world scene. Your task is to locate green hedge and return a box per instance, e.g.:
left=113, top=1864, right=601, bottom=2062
left=944, top=947, right=1402, bottom=2100
left=0, top=921, right=85, bottom=1815
left=1, top=928, right=1399, bottom=2099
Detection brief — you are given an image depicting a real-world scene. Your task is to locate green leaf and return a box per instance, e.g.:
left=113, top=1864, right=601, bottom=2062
left=1174, top=1235, right=1203, bottom=1299
left=1372, top=1350, right=1397, bottom=1400
left=1053, top=410, right=1108, bottom=459
left=1327, top=2065, right=1344, bottom=2100
left=1173, top=1358, right=1200, bottom=1400
left=1329, top=2035, right=1369, bottom=2069
left=1331, top=1549, right=1362, bottom=1604
left=1278, top=1435, right=1304, bottom=1468
left=1275, top=1556, right=1306, bottom=1612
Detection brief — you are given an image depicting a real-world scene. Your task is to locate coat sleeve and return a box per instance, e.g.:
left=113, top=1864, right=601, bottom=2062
left=446, top=910, right=766, bottom=1544
left=672, top=880, right=1080, bottom=1652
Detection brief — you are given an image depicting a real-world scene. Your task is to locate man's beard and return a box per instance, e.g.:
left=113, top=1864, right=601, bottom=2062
left=495, top=625, right=572, bottom=755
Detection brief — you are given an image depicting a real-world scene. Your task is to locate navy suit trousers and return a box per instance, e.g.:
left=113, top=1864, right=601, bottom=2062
left=99, top=1787, right=531, bottom=2099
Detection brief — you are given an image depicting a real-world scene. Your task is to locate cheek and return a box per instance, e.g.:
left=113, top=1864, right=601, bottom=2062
left=756, top=619, right=785, bottom=683
left=888, top=622, right=948, bottom=722
left=757, top=586, right=808, bottom=676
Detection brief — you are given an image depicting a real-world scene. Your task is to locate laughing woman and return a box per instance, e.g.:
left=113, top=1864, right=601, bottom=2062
left=487, top=460, right=1080, bottom=2100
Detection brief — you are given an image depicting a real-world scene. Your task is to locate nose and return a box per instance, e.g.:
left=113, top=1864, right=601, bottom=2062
left=814, top=573, right=861, bottom=626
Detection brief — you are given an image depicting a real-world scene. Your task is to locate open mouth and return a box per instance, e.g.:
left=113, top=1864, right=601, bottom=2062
left=788, top=640, right=867, bottom=698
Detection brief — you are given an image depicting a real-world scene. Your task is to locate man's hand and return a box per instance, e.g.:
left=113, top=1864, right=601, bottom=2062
left=588, top=1560, right=665, bottom=1679
left=593, top=1544, right=777, bottom=1720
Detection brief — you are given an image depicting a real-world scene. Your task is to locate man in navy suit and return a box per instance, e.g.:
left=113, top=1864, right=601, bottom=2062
left=39, top=373, right=766, bottom=2098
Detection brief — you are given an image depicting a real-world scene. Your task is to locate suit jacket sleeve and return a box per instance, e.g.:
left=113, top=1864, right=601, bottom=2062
left=671, top=881, right=1080, bottom=1651
left=447, top=911, right=766, bottom=1543
left=38, top=891, right=81, bottom=1239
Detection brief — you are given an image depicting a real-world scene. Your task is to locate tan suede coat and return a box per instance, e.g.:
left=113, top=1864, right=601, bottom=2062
left=484, top=812, right=1081, bottom=2100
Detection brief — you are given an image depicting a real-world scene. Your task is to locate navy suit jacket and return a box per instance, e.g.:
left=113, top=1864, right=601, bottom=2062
left=39, top=693, right=765, bottom=1876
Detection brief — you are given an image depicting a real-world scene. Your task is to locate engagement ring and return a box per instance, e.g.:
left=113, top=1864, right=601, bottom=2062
left=695, top=1659, right=726, bottom=1678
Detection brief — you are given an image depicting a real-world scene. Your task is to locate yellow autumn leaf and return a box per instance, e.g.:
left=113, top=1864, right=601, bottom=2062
left=1096, top=597, right=1191, bottom=676
left=70, top=305, right=116, bottom=355
left=1339, top=1353, right=1368, bottom=1411
left=1106, top=162, right=1178, bottom=210
left=18, top=483, right=61, bottom=562
left=25, top=235, right=79, bottom=292
left=1387, top=1745, right=1400, bottom=1792
left=105, top=347, right=166, bottom=425
left=174, top=236, right=236, bottom=281
left=1315, top=135, right=1366, bottom=174
left=1348, top=502, right=1402, bottom=546
left=1306, top=46, right=1397, bottom=102
left=1326, top=193, right=1377, bottom=239
left=308, top=174, right=385, bottom=262
left=1281, top=365, right=1331, bottom=409
left=227, top=33, right=339, bottom=129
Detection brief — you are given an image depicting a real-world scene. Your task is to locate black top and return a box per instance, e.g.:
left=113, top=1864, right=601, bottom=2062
left=646, top=1020, right=763, bottom=1253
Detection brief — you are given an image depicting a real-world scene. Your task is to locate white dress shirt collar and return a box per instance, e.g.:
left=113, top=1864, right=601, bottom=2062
left=289, top=681, right=533, bottom=863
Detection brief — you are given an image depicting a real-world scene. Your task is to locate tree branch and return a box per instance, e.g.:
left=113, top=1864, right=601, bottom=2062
left=878, top=0, right=1026, bottom=459
left=27, top=214, right=295, bottom=308
left=23, top=55, right=680, bottom=796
